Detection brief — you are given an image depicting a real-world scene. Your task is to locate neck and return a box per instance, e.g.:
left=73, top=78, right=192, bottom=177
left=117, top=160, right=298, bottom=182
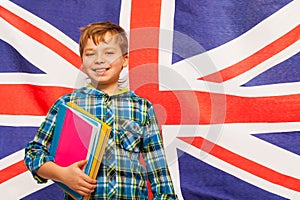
left=92, top=83, right=119, bottom=96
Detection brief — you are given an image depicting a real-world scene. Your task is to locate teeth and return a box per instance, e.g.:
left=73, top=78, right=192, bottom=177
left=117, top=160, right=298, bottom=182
left=95, top=69, right=106, bottom=73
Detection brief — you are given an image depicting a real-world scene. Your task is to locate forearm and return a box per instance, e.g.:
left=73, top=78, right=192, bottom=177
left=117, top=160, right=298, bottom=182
left=36, top=161, right=65, bottom=183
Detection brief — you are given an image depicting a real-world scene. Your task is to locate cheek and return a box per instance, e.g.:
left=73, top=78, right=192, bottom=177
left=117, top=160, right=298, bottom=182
left=105, top=56, right=117, bottom=65
left=109, top=56, right=124, bottom=66
left=82, top=57, right=94, bottom=67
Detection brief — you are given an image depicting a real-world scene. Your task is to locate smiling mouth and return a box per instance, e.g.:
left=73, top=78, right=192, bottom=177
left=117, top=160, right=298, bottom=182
left=93, top=67, right=109, bottom=73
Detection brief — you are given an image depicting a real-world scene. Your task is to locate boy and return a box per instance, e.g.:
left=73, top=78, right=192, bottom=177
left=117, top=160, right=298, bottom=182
left=24, top=21, right=176, bottom=199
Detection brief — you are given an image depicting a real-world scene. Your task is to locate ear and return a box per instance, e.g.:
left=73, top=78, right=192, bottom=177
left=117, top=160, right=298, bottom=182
left=122, top=54, right=129, bottom=68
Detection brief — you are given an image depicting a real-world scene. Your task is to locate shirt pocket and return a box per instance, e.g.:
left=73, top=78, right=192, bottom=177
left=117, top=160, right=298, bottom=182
left=116, top=119, right=143, bottom=153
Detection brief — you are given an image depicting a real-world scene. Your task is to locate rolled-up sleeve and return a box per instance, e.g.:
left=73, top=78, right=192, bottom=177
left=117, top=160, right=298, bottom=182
left=24, top=99, right=62, bottom=183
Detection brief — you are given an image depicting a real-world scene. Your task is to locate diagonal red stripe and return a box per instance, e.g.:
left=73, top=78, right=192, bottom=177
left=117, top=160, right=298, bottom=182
left=198, top=25, right=300, bottom=82
left=0, top=6, right=81, bottom=69
left=178, top=136, right=300, bottom=192
left=0, top=160, right=28, bottom=183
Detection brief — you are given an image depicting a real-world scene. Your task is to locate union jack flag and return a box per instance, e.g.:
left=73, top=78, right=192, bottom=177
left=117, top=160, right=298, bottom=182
left=0, top=0, right=299, bottom=199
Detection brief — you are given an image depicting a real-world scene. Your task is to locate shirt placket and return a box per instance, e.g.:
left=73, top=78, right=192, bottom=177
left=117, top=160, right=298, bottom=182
left=104, top=96, right=117, bottom=199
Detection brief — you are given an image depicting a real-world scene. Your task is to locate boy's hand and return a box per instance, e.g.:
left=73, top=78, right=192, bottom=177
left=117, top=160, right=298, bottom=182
left=61, top=160, right=97, bottom=196
left=36, top=160, right=97, bottom=196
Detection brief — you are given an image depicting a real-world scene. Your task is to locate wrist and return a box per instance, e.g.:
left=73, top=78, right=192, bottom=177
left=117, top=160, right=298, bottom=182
left=36, top=161, right=65, bottom=183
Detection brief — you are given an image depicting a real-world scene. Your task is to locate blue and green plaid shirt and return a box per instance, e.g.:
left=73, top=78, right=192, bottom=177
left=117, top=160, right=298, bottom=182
left=24, top=86, right=176, bottom=199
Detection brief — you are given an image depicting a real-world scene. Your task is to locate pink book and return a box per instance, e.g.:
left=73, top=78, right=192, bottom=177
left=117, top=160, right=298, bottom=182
left=53, top=106, right=93, bottom=167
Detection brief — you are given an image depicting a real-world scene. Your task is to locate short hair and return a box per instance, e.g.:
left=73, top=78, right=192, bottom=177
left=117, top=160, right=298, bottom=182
left=79, top=21, right=128, bottom=59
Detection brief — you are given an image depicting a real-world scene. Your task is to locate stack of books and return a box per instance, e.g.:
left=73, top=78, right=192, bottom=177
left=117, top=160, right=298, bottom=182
left=49, top=102, right=111, bottom=200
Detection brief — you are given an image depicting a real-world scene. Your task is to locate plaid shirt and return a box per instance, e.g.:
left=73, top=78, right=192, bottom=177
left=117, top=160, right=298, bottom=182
left=24, top=86, right=176, bottom=199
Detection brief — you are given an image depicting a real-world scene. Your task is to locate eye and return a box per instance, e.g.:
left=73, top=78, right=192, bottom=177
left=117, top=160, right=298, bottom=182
left=85, top=52, right=95, bottom=56
left=105, top=51, right=115, bottom=55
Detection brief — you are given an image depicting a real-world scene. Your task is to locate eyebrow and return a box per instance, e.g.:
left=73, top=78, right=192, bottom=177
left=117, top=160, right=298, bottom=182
left=83, top=48, right=95, bottom=52
left=84, top=46, right=118, bottom=52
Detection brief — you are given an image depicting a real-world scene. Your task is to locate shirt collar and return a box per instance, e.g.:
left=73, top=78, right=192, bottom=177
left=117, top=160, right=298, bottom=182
left=77, top=84, right=130, bottom=97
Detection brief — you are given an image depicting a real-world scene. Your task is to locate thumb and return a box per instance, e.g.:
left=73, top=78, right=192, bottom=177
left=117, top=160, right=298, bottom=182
left=76, top=160, right=88, bottom=169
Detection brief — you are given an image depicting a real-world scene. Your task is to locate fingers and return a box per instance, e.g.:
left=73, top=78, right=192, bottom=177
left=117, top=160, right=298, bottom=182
left=75, top=174, right=97, bottom=196
left=69, top=173, right=96, bottom=196
left=63, top=160, right=97, bottom=196
left=76, top=183, right=96, bottom=196
left=75, top=160, right=97, bottom=184
left=82, top=172, right=97, bottom=183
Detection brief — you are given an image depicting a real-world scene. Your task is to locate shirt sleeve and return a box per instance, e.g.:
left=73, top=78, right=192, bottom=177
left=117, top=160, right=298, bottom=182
left=24, top=98, right=63, bottom=183
left=141, top=105, right=177, bottom=200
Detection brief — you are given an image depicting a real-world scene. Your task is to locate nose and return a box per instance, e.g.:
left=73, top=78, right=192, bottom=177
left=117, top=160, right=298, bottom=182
left=95, top=53, right=105, bottom=64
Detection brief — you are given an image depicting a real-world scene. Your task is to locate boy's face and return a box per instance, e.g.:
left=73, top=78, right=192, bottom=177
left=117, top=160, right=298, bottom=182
left=82, top=32, right=128, bottom=90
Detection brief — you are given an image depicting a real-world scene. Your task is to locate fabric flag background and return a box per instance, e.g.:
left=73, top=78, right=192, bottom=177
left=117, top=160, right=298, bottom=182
left=0, top=0, right=299, bottom=199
